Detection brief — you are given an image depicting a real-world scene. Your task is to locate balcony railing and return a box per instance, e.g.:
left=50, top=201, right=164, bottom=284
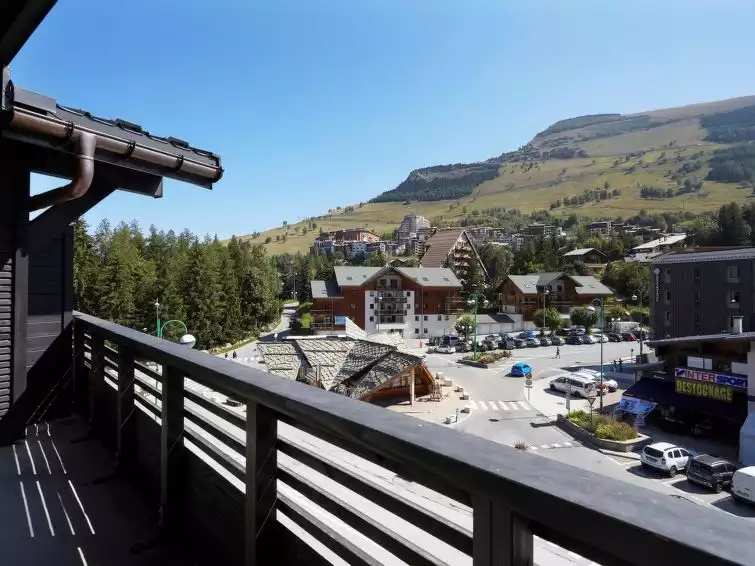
left=378, top=315, right=406, bottom=324
left=69, top=311, right=755, bottom=566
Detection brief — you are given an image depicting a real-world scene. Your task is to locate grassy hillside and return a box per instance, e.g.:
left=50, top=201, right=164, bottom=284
left=244, top=95, right=755, bottom=255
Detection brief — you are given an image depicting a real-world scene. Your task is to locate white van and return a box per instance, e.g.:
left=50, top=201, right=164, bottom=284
left=732, top=466, right=755, bottom=505
left=549, top=374, right=598, bottom=398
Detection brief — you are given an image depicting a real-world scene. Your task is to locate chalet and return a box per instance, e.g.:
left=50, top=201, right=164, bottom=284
left=310, top=266, right=462, bottom=337
left=562, top=248, right=607, bottom=273
left=498, top=272, right=614, bottom=324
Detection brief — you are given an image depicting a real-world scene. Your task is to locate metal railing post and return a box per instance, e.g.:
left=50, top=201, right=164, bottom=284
left=160, top=364, right=184, bottom=529
left=245, top=401, right=278, bottom=565
left=88, top=332, right=105, bottom=432
left=473, top=496, right=533, bottom=565
left=116, top=345, right=136, bottom=468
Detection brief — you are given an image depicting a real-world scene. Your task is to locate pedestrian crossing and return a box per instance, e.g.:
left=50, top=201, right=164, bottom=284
left=466, top=400, right=534, bottom=412
left=525, top=440, right=582, bottom=450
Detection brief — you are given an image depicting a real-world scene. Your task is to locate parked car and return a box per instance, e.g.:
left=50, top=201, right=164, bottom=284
left=571, top=369, right=618, bottom=392
left=622, top=332, right=638, bottom=342
left=687, top=455, right=738, bottom=492
left=499, top=338, right=516, bottom=350
left=484, top=334, right=499, bottom=347
left=514, top=338, right=526, bottom=349
left=549, top=374, right=598, bottom=398
left=525, top=337, right=540, bottom=348
left=606, top=332, right=622, bottom=342
left=568, top=327, right=586, bottom=336
left=566, top=335, right=583, bottom=345
left=551, top=336, right=565, bottom=346
left=640, top=442, right=691, bottom=477
left=554, top=328, right=570, bottom=337
left=596, top=334, right=609, bottom=343
left=732, top=467, right=755, bottom=505
left=634, top=329, right=649, bottom=340
left=455, top=342, right=470, bottom=353
left=582, top=335, right=597, bottom=344
left=436, top=345, right=456, bottom=354
left=539, top=336, right=552, bottom=346
left=511, top=362, right=532, bottom=377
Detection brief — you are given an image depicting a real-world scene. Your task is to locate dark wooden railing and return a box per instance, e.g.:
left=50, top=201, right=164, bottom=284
left=72, top=312, right=754, bottom=566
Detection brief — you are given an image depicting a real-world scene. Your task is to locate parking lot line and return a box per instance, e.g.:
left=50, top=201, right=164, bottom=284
left=663, top=478, right=686, bottom=486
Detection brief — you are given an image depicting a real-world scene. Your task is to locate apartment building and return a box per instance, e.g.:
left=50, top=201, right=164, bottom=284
left=588, top=220, right=613, bottom=238
left=397, top=213, right=431, bottom=239
left=626, top=233, right=687, bottom=263
left=499, top=272, right=614, bottom=323
left=420, top=228, right=487, bottom=282
left=524, top=223, right=556, bottom=238
left=310, top=266, right=463, bottom=337
left=650, top=248, right=755, bottom=339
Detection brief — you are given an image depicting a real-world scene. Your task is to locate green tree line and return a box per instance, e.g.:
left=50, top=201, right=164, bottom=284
left=74, top=219, right=282, bottom=350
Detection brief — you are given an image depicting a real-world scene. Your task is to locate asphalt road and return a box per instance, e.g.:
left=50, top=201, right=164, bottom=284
left=419, top=340, right=755, bottom=523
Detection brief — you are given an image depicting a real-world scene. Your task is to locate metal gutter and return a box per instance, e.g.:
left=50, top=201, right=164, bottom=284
left=9, top=105, right=223, bottom=183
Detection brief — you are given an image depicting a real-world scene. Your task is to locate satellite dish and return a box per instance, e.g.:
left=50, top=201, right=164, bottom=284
left=179, top=334, right=197, bottom=348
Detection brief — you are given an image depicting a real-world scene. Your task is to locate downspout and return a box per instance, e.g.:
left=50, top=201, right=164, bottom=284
left=28, top=131, right=96, bottom=211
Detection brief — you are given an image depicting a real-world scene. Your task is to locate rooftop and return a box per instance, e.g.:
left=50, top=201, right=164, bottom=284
left=333, top=266, right=461, bottom=288
left=420, top=228, right=476, bottom=269
left=504, top=273, right=613, bottom=295
left=631, top=233, right=687, bottom=252
left=647, top=331, right=755, bottom=347
left=652, top=247, right=755, bottom=264
left=562, top=247, right=606, bottom=258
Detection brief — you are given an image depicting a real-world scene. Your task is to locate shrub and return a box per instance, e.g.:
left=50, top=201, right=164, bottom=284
left=514, top=441, right=528, bottom=450
left=594, top=421, right=638, bottom=441
left=463, top=350, right=511, bottom=365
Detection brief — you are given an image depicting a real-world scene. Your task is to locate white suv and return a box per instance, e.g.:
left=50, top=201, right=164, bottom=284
left=641, top=442, right=691, bottom=477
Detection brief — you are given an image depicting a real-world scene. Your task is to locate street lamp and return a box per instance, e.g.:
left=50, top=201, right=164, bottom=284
left=467, top=293, right=488, bottom=359
left=587, top=298, right=605, bottom=412
left=154, top=300, right=195, bottom=348
left=541, top=289, right=550, bottom=334
left=632, top=290, right=645, bottom=363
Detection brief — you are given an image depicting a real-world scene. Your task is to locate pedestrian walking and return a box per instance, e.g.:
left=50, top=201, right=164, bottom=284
left=612, top=359, right=617, bottom=372
left=619, top=359, right=623, bottom=372
left=232, top=350, right=238, bottom=360
left=224, top=352, right=228, bottom=359
left=556, top=346, right=560, bottom=359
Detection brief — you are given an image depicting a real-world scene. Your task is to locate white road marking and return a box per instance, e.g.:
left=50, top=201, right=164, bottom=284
left=517, top=401, right=530, bottom=411
left=58, top=491, right=76, bottom=535
left=24, top=440, right=37, bottom=476
left=498, top=401, right=510, bottom=410
left=488, top=402, right=498, bottom=411
left=51, top=440, right=67, bottom=475
left=562, top=441, right=572, bottom=447
left=468, top=400, right=478, bottom=410
left=36, top=481, right=55, bottom=536
left=541, top=445, right=550, bottom=449
left=68, top=480, right=95, bottom=534
left=663, top=478, right=686, bottom=486
left=551, top=443, right=562, bottom=448
left=20, top=482, right=34, bottom=537
left=12, top=444, right=21, bottom=475
left=478, top=402, right=488, bottom=411
left=37, top=440, right=52, bottom=475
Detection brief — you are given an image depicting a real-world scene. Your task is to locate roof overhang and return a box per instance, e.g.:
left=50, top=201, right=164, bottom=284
left=0, top=0, right=57, bottom=67
left=2, top=85, right=223, bottom=189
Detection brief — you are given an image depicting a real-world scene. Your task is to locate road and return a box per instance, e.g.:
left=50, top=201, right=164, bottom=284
left=224, top=303, right=295, bottom=361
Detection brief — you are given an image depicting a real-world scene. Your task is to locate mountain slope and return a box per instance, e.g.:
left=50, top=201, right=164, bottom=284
left=247, top=95, right=755, bottom=254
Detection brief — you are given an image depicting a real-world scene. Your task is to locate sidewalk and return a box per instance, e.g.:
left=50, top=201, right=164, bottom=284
left=384, top=383, right=471, bottom=426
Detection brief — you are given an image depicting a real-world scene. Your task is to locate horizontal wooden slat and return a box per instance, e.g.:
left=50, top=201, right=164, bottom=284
left=184, top=406, right=245, bottom=457
left=184, top=387, right=246, bottom=430
left=184, top=428, right=244, bottom=482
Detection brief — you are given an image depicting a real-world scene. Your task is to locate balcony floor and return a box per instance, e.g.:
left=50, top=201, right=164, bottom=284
left=0, top=417, right=192, bottom=566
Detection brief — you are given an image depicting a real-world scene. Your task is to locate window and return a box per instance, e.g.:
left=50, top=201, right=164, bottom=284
left=664, top=311, right=671, bottom=325
left=729, top=290, right=741, bottom=306
left=369, top=291, right=374, bottom=297
left=437, top=304, right=441, bottom=311
left=415, top=315, right=419, bottom=322
left=415, top=328, right=419, bottom=334
left=424, top=304, right=428, bottom=310
left=445, top=315, right=449, bottom=321
left=694, top=312, right=701, bottom=323
left=694, top=268, right=701, bottom=281
left=437, top=315, right=442, bottom=321
left=352, top=291, right=356, bottom=297
left=415, top=303, right=419, bottom=310
left=369, top=304, right=374, bottom=310
left=350, top=303, right=356, bottom=309
left=694, top=290, right=701, bottom=303
left=728, top=265, right=740, bottom=281
left=379, top=279, right=386, bottom=286
left=664, top=289, right=671, bottom=304
left=406, top=291, right=411, bottom=297
left=369, top=316, right=374, bottom=322
left=664, top=268, right=671, bottom=283
left=424, top=315, right=428, bottom=321
left=423, top=328, right=428, bottom=334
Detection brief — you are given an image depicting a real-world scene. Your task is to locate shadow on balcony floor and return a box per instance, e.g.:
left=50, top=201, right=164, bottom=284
left=0, top=416, right=193, bottom=566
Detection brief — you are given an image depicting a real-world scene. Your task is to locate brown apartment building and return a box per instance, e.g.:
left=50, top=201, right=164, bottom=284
left=310, top=266, right=463, bottom=337
left=318, top=228, right=381, bottom=243
left=498, top=272, right=614, bottom=323
left=420, top=228, right=487, bottom=283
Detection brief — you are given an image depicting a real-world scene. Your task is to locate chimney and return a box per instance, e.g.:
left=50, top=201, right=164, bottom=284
left=732, top=316, right=743, bottom=335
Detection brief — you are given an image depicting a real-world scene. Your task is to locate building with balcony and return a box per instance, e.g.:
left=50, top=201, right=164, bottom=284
left=626, top=233, right=687, bottom=263
left=310, top=266, right=462, bottom=337
left=524, top=223, right=556, bottom=238
left=397, top=213, right=431, bottom=239
left=1, top=7, right=752, bottom=566
left=650, top=247, right=755, bottom=339
left=420, top=228, right=487, bottom=283
left=498, top=272, right=614, bottom=324
left=562, top=248, right=607, bottom=274
left=588, top=220, right=613, bottom=238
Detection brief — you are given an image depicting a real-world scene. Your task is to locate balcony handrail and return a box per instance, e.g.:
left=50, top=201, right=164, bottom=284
left=72, top=311, right=754, bottom=566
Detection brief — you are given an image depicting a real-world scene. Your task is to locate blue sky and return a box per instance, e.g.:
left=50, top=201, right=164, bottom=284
left=13, top=0, right=755, bottom=238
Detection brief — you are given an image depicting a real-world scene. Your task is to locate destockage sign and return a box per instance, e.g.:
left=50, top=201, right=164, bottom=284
left=675, top=378, right=733, bottom=402
left=674, top=367, right=748, bottom=390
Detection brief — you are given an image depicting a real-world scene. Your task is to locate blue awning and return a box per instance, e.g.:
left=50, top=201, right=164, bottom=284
left=623, top=378, right=747, bottom=422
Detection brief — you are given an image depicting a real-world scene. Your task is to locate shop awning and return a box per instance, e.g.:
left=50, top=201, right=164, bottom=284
left=623, top=378, right=747, bottom=422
